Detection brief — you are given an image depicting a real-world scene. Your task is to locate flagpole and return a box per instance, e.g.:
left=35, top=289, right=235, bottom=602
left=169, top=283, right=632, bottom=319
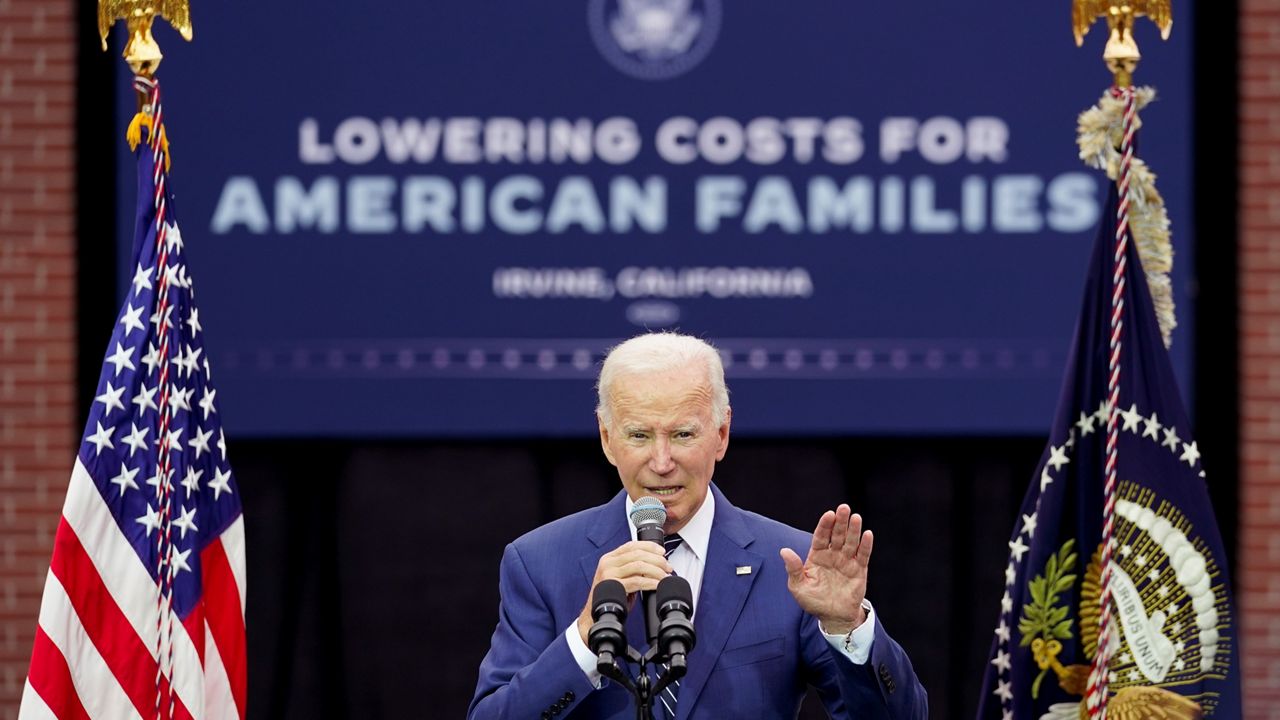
left=1071, top=4, right=1173, bottom=719
left=100, top=4, right=193, bottom=718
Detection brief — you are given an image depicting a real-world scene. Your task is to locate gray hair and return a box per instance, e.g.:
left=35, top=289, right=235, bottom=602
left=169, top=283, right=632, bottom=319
left=595, top=332, right=730, bottom=427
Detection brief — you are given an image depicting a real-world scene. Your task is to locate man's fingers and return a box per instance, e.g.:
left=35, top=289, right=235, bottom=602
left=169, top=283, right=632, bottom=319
left=779, top=547, right=804, bottom=579
left=619, top=576, right=661, bottom=594
left=829, top=504, right=852, bottom=550
left=855, top=529, right=874, bottom=565
left=810, top=510, right=836, bottom=552
left=842, top=512, right=863, bottom=556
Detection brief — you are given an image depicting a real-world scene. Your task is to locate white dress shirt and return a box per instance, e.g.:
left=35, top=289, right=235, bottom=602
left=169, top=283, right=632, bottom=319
left=565, top=492, right=877, bottom=687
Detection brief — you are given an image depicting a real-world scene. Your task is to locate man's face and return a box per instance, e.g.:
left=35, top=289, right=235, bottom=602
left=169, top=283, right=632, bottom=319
left=598, top=363, right=730, bottom=533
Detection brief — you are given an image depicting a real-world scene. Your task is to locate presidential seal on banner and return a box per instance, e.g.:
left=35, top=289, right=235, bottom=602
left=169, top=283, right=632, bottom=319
left=588, top=0, right=722, bottom=80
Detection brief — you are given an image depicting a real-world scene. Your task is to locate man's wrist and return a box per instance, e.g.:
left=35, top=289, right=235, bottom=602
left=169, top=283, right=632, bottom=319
left=818, top=604, right=868, bottom=636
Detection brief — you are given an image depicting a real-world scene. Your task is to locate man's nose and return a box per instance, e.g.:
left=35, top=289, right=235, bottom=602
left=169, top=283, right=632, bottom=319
left=649, top=437, right=675, bottom=474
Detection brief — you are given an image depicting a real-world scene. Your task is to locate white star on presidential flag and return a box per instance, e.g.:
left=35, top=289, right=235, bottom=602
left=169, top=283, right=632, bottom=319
left=994, top=679, right=1013, bottom=702
left=1181, top=441, right=1201, bottom=466
left=105, top=342, right=136, bottom=376
left=86, top=421, right=115, bottom=455
left=1162, top=426, right=1182, bottom=451
left=1000, top=591, right=1012, bottom=613
left=209, top=467, right=234, bottom=500
left=1143, top=412, right=1162, bottom=439
left=131, top=262, right=153, bottom=295
left=1004, top=563, right=1016, bottom=586
left=119, top=302, right=146, bottom=336
left=1040, top=469, right=1054, bottom=492
left=1120, top=403, right=1143, bottom=433
left=173, top=506, right=198, bottom=539
left=1008, top=537, right=1030, bottom=562
left=995, top=620, right=1010, bottom=642
left=94, top=382, right=126, bottom=415
left=1047, top=444, right=1070, bottom=471
left=1021, top=512, right=1038, bottom=538
left=1076, top=411, right=1096, bottom=435
left=990, top=649, right=1011, bottom=672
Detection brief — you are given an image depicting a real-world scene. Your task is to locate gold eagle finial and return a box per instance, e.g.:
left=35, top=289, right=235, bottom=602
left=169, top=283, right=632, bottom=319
left=97, top=0, right=193, bottom=76
left=1072, top=1, right=1172, bottom=85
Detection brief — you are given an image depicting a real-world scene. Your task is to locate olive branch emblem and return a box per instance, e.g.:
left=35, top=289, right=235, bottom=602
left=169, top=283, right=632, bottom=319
left=1018, top=539, right=1079, bottom=698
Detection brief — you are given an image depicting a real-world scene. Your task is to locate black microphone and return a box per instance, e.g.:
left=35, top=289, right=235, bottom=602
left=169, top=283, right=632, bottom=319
left=629, top=496, right=667, bottom=647
left=588, top=579, right=628, bottom=673
left=656, top=575, right=696, bottom=675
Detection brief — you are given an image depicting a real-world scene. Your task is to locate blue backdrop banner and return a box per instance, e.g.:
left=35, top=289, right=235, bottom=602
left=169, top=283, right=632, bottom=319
left=113, top=1, right=1196, bottom=437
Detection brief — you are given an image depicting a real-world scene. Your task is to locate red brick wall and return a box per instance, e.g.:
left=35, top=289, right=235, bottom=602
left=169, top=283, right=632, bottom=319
left=0, top=0, right=77, bottom=715
left=1242, top=1, right=1280, bottom=717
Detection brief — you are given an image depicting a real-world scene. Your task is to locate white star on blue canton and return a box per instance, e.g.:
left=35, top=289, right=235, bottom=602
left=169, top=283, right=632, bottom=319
left=995, top=620, right=1010, bottom=642
left=94, top=382, right=126, bottom=415
left=131, top=383, right=158, bottom=415
left=141, top=342, right=161, bottom=375
left=209, top=467, right=233, bottom=500
left=186, top=307, right=202, bottom=335
left=170, top=546, right=192, bottom=574
left=165, top=222, right=184, bottom=253
left=1162, top=426, right=1181, bottom=450
left=189, top=427, right=213, bottom=459
left=217, top=429, right=227, bottom=461
left=105, top=343, right=136, bottom=377
left=180, top=466, right=203, bottom=498
left=1021, top=512, right=1038, bottom=538
left=85, top=421, right=115, bottom=455
left=109, top=463, right=141, bottom=493
left=119, top=303, right=146, bottom=336
left=119, top=422, right=150, bottom=457
left=150, top=304, right=173, bottom=332
left=131, top=263, right=154, bottom=296
left=173, top=506, right=198, bottom=539
left=994, top=679, right=1012, bottom=702
left=136, top=504, right=161, bottom=535
left=184, top=345, right=203, bottom=378
left=198, top=387, right=217, bottom=420
left=1040, top=469, right=1054, bottom=492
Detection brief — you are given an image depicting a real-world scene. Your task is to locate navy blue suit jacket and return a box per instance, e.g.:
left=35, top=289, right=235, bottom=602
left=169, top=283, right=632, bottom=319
left=469, top=485, right=927, bottom=719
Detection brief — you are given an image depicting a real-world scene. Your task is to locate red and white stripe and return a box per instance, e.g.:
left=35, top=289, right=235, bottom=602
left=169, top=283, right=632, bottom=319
left=18, top=459, right=246, bottom=720
left=1085, top=84, right=1136, bottom=720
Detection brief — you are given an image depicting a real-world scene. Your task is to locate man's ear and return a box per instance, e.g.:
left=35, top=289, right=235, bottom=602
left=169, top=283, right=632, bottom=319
left=598, top=413, right=619, bottom=467
left=715, top=406, right=732, bottom=461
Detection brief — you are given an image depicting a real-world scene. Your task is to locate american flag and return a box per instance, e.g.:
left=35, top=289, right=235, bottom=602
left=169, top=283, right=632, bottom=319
left=19, top=78, right=246, bottom=720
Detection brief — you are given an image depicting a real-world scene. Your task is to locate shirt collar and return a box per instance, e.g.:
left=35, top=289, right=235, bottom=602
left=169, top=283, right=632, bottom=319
left=624, top=488, right=715, bottom=562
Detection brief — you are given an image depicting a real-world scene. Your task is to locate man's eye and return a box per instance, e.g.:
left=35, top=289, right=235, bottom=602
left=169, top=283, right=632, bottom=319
left=629, top=432, right=648, bottom=440
left=675, top=431, right=694, bottom=439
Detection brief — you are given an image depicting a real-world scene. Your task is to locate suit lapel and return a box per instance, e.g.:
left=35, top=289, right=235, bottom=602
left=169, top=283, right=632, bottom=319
left=676, top=486, right=761, bottom=720
left=579, top=490, right=631, bottom=585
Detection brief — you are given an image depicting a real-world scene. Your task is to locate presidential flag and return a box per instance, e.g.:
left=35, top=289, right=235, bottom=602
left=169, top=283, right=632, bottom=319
left=19, top=77, right=246, bottom=720
left=975, top=169, right=1243, bottom=718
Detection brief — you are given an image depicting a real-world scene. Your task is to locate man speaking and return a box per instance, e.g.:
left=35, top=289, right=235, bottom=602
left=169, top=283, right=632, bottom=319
left=468, top=333, right=927, bottom=719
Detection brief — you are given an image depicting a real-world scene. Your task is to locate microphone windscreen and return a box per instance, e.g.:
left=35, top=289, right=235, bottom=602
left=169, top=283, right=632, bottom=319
left=629, top=496, right=667, bottom=530
left=594, top=578, right=628, bottom=608
left=656, top=574, right=693, bottom=608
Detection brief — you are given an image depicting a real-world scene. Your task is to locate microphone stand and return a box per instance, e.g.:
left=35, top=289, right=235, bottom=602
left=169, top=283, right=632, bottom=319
left=597, top=644, right=685, bottom=720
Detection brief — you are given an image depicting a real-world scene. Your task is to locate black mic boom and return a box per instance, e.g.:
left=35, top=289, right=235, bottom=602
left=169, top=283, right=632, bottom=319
left=655, top=575, right=696, bottom=674
left=588, top=579, right=628, bottom=672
